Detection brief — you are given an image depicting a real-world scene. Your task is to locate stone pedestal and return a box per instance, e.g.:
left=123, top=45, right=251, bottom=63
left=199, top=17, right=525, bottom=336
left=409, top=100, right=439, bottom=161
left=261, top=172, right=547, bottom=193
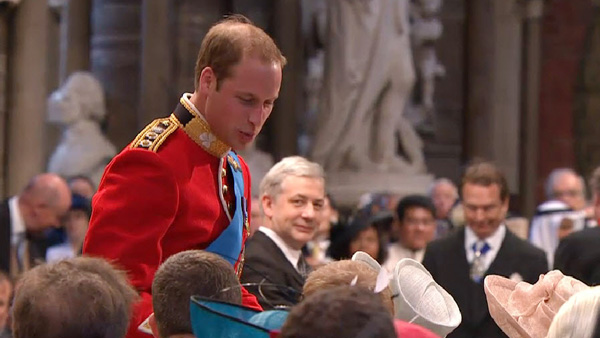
left=325, top=172, right=434, bottom=207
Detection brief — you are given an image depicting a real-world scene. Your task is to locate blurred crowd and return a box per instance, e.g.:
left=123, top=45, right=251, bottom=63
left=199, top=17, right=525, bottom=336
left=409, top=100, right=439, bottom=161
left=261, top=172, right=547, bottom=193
left=1, top=158, right=600, bottom=338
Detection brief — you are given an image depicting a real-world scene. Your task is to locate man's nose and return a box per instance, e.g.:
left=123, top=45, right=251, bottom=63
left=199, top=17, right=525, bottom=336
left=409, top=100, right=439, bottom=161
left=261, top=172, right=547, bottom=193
left=474, top=209, right=485, bottom=221
left=248, top=105, right=267, bottom=127
left=302, top=204, right=316, bottom=219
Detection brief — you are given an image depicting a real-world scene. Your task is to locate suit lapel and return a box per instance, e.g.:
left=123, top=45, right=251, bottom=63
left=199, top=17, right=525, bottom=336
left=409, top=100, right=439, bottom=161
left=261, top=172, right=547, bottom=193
left=486, top=230, right=516, bottom=278
left=256, top=231, right=305, bottom=288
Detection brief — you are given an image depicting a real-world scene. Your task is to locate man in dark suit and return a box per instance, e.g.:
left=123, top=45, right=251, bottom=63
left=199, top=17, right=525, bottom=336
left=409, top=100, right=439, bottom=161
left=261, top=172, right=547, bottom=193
left=0, top=173, right=71, bottom=277
left=554, top=166, right=600, bottom=285
left=423, top=162, right=548, bottom=338
left=241, top=156, right=325, bottom=310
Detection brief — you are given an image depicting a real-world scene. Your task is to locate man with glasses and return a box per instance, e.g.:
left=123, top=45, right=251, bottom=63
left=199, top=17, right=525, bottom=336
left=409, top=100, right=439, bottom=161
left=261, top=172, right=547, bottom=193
left=383, top=195, right=436, bottom=272
left=529, top=168, right=595, bottom=267
left=422, top=161, right=547, bottom=338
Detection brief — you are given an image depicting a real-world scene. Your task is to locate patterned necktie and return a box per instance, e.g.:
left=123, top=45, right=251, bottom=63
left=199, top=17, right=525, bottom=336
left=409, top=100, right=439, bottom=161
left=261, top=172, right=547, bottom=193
left=470, top=241, right=491, bottom=283
left=297, top=257, right=309, bottom=279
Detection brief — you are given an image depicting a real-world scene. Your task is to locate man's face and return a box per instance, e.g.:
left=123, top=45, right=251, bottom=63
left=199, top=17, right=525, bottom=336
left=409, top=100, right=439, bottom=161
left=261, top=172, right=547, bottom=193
left=552, top=173, right=586, bottom=210
left=201, top=55, right=282, bottom=150
left=0, top=280, right=11, bottom=331
left=431, top=183, right=457, bottom=219
left=28, top=197, right=71, bottom=232
left=398, top=206, right=436, bottom=251
left=462, top=183, right=508, bottom=240
left=262, top=176, right=325, bottom=250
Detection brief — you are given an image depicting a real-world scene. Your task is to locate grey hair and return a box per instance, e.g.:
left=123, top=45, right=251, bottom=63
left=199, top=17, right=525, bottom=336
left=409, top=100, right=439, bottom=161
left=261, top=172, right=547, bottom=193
left=547, top=286, right=600, bottom=338
left=427, top=178, right=458, bottom=198
left=259, top=156, right=325, bottom=199
left=545, top=168, right=585, bottom=199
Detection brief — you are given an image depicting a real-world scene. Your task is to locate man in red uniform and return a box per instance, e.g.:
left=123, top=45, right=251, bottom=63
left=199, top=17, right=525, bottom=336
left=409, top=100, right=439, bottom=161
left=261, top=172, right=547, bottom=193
left=83, top=14, right=285, bottom=338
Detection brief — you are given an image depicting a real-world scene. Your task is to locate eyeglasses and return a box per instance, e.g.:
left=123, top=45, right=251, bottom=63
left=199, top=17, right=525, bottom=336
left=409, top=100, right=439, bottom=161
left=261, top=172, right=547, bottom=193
left=553, top=190, right=583, bottom=198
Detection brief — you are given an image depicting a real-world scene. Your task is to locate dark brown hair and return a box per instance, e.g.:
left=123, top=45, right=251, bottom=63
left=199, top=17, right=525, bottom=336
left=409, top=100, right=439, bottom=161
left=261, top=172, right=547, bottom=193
left=280, top=286, right=396, bottom=338
left=461, top=161, right=509, bottom=201
left=303, top=260, right=394, bottom=315
left=152, top=250, right=242, bottom=338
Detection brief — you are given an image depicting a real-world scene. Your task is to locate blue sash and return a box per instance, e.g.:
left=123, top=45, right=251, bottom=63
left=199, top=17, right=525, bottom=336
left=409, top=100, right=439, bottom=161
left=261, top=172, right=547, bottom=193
left=205, top=152, right=246, bottom=267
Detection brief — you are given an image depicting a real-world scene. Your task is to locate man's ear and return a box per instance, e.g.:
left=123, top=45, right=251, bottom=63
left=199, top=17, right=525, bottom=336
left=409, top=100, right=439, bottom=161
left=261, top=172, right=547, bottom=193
left=262, top=194, right=275, bottom=218
left=148, top=313, right=159, bottom=338
left=198, top=67, right=216, bottom=93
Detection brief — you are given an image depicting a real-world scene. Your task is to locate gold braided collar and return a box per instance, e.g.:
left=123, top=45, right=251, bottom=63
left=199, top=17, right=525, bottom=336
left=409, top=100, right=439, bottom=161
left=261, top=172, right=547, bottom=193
left=174, top=94, right=231, bottom=158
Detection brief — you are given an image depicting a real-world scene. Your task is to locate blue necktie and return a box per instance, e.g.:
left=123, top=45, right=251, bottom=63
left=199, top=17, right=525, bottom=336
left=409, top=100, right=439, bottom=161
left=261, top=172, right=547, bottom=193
left=470, top=241, right=490, bottom=283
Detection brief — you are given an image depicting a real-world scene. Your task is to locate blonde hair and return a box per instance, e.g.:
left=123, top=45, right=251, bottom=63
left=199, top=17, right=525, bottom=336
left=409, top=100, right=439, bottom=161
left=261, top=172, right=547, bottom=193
left=303, top=260, right=394, bottom=315
left=547, top=286, right=600, bottom=338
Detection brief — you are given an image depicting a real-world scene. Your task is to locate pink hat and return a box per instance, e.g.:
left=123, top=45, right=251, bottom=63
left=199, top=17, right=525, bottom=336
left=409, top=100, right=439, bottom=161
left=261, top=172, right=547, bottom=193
left=394, top=319, right=440, bottom=338
left=484, top=270, right=589, bottom=338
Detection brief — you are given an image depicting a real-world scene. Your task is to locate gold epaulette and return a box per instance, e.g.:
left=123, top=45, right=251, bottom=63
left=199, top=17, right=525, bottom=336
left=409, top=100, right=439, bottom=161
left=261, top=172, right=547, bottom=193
left=130, top=115, right=179, bottom=152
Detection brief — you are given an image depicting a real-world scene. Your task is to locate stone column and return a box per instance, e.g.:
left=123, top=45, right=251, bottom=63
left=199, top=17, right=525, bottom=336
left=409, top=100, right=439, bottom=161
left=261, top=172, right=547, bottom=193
left=138, top=0, right=170, bottom=123
left=7, top=0, right=49, bottom=196
left=0, top=4, right=10, bottom=198
left=59, top=0, right=91, bottom=82
left=521, top=0, right=544, bottom=217
left=465, top=0, right=524, bottom=193
left=90, top=0, right=142, bottom=149
left=270, top=0, right=301, bottom=158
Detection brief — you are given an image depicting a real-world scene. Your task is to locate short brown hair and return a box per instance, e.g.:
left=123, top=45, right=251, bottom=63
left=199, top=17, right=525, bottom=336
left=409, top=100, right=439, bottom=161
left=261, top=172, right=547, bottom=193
left=280, top=286, right=396, bottom=338
left=12, top=257, right=138, bottom=338
left=194, top=14, right=286, bottom=90
left=303, top=260, right=394, bottom=315
left=152, top=250, right=242, bottom=338
left=461, top=161, right=509, bottom=201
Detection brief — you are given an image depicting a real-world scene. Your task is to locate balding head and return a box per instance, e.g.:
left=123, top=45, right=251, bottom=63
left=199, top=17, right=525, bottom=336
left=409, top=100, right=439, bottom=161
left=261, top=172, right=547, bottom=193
left=19, top=173, right=71, bottom=231
left=429, top=178, right=458, bottom=219
left=545, top=168, right=586, bottom=210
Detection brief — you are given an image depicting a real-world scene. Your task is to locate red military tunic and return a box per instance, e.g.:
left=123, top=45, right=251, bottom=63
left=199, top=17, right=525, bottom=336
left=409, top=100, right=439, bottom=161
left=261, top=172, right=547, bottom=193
left=83, top=95, right=260, bottom=338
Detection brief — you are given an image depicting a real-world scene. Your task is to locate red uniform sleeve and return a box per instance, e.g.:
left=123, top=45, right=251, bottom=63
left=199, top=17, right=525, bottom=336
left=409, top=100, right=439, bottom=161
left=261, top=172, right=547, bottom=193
left=83, top=149, right=179, bottom=336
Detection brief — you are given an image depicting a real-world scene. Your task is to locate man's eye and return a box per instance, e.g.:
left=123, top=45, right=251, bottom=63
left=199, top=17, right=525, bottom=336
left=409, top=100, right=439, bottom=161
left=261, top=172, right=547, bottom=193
left=238, top=97, right=254, bottom=105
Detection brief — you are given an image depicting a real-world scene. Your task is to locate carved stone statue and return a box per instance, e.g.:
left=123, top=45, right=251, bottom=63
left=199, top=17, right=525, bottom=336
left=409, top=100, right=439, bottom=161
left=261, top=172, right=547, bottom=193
left=47, top=71, right=116, bottom=187
left=310, top=0, right=425, bottom=174
left=410, top=0, right=445, bottom=130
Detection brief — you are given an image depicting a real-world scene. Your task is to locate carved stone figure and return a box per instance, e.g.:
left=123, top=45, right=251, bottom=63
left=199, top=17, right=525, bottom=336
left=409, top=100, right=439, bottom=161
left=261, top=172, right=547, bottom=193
left=310, top=0, right=425, bottom=174
left=411, top=0, right=445, bottom=130
left=47, top=71, right=116, bottom=187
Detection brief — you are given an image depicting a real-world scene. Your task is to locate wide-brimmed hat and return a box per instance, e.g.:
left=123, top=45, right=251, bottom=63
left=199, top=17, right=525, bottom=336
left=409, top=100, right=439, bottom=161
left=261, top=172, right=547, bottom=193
left=190, top=296, right=288, bottom=338
left=351, top=252, right=461, bottom=337
left=484, top=270, right=589, bottom=338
